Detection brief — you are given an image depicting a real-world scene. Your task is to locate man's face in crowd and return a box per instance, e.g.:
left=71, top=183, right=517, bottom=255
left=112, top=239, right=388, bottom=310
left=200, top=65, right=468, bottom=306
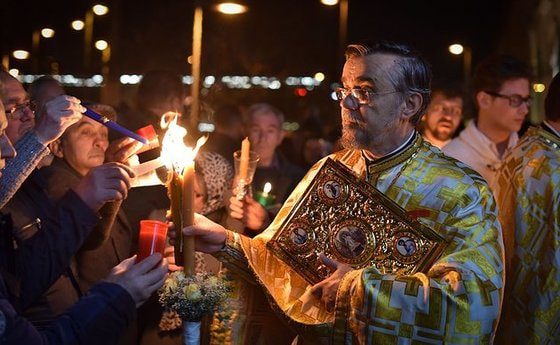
left=1, top=75, right=35, bottom=144
left=248, top=111, right=283, bottom=161
left=53, top=117, right=109, bottom=176
left=339, top=53, right=404, bottom=150
left=484, top=78, right=530, bottom=133
left=423, top=92, right=463, bottom=142
left=0, top=102, right=17, bottom=175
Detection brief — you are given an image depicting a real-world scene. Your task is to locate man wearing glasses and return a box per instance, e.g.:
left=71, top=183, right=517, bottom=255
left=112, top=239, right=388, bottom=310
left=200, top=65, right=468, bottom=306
left=418, top=84, right=464, bottom=149
left=181, top=41, right=504, bottom=343
left=444, top=55, right=532, bottom=193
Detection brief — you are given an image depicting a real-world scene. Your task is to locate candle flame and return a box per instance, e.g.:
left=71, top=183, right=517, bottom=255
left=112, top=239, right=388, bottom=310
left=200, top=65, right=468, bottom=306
left=160, top=112, right=207, bottom=175
left=263, top=182, right=272, bottom=194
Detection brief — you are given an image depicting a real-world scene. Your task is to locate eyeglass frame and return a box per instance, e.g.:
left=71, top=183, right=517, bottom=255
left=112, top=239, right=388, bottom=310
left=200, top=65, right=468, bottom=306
left=3, top=100, right=35, bottom=120
left=484, top=90, right=531, bottom=108
left=335, top=87, right=401, bottom=105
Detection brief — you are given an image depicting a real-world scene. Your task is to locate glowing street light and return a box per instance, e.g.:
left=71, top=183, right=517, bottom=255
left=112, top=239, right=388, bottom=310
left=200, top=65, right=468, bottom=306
left=533, top=83, right=546, bottom=93
left=321, top=0, right=339, bottom=5
left=95, top=40, right=109, bottom=51
left=448, top=43, right=472, bottom=89
left=8, top=69, right=19, bottom=77
left=85, top=4, right=110, bottom=71
left=448, top=44, right=464, bottom=55
left=41, top=28, right=55, bottom=38
left=13, top=50, right=30, bottom=60
left=72, top=20, right=85, bottom=31
left=189, top=2, right=247, bottom=128
left=92, top=4, right=109, bottom=16
left=314, top=72, right=325, bottom=82
left=215, top=2, right=248, bottom=14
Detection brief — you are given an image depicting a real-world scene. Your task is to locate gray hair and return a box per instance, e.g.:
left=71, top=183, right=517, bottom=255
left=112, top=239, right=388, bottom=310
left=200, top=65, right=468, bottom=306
left=345, top=41, right=432, bottom=125
left=246, top=103, right=284, bottom=127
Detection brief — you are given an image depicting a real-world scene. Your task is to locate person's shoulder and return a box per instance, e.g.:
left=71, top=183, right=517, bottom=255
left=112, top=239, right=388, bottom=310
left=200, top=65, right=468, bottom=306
left=418, top=143, right=492, bottom=203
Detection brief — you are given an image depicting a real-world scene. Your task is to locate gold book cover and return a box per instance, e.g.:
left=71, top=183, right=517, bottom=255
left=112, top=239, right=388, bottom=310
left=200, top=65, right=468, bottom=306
left=267, top=158, right=447, bottom=285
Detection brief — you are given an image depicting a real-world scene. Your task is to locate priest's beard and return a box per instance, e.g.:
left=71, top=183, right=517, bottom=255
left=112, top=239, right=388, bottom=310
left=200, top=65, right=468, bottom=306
left=340, top=118, right=401, bottom=152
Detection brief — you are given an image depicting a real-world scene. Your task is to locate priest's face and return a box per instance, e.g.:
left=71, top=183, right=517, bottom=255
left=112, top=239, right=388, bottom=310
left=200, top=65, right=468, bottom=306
left=339, top=54, right=404, bottom=151
left=55, top=117, right=109, bottom=176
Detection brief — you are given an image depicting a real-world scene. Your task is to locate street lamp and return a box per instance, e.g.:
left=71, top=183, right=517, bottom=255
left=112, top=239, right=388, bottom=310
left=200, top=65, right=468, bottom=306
left=321, top=0, right=348, bottom=73
left=215, top=2, right=248, bottom=14
left=85, top=4, right=110, bottom=71
left=32, top=28, right=55, bottom=72
left=72, top=20, right=85, bottom=31
left=448, top=43, right=472, bottom=90
left=12, top=50, right=30, bottom=60
left=95, top=39, right=111, bottom=80
left=189, top=1, right=247, bottom=128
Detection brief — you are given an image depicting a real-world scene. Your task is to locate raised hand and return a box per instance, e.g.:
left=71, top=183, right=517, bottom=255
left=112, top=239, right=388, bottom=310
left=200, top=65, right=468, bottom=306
left=73, top=162, right=135, bottom=211
left=34, top=95, right=85, bottom=145
left=105, top=254, right=168, bottom=307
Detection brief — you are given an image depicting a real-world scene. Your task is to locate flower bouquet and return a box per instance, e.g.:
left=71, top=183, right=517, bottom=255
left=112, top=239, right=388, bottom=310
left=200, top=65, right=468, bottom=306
left=159, top=271, right=230, bottom=345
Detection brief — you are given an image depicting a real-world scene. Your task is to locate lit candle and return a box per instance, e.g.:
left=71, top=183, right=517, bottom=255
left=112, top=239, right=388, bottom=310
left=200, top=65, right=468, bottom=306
left=182, top=161, right=195, bottom=276
left=159, top=112, right=207, bottom=277
left=169, top=170, right=184, bottom=266
left=240, top=137, right=250, bottom=180
left=256, top=182, right=276, bottom=207
left=262, top=182, right=272, bottom=197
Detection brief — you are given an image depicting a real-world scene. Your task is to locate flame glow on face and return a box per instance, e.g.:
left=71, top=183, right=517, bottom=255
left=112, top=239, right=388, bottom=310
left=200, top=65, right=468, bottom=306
left=160, top=112, right=207, bottom=175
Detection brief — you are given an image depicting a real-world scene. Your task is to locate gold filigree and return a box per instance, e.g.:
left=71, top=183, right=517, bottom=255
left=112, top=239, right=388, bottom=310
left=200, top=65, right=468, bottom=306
left=267, top=158, right=447, bottom=284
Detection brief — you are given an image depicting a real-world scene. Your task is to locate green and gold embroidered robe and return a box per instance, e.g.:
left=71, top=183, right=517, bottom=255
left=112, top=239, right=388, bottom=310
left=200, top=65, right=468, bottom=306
left=217, top=134, right=504, bottom=344
left=495, top=126, right=560, bottom=344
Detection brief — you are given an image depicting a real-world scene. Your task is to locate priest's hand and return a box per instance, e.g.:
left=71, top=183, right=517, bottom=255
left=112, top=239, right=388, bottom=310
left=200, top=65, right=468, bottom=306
left=106, top=253, right=168, bottom=307
left=105, top=137, right=143, bottom=164
left=34, top=95, right=85, bottom=145
left=229, top=195, right=271, bottom=232
left=182, top=213, right=227, bottom=254
left=310, top=254, right=353, bottom=312
left=73, top=162, right=135, bottom=211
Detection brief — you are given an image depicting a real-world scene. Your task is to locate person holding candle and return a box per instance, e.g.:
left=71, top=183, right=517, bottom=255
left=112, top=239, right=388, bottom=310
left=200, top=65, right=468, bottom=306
left=229, top=103, right=304, bottom=234
left=183, top=41, right=505, bottom=343
left=0, top=80, right=169, bottom=344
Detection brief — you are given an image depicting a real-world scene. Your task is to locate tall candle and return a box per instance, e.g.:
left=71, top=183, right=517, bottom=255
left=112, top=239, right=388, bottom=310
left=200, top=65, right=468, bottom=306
left=181, top=161, right=196, bottom=276
left=170, top=171, right=184, bottom=266
left=240, top=137, right=250, bottom=180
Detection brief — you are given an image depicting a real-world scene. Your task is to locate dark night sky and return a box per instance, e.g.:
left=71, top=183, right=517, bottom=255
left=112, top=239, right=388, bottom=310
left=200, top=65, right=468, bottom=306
left=1, top=0, right=510, bottom=122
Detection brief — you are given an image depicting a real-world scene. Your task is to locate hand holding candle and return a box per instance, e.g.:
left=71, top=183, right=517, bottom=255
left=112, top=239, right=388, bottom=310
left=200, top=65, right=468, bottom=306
left=160, top=113, right=206, bottom=276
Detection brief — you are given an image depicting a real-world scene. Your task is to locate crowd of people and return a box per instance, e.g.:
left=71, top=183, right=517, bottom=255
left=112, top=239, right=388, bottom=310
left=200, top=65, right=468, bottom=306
left=0, top=39, right=558, bottom=345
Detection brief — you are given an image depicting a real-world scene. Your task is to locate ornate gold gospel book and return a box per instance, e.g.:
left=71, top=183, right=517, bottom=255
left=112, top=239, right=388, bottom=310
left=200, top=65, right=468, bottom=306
left=267, top=158, right=447, bottom=285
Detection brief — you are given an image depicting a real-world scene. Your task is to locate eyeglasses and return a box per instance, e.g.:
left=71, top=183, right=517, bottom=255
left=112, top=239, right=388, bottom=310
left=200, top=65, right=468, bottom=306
left=4, top=100, right=35, bottom=120
left=484, top=90, right=531, bottom=108
left=429, top=104, right=462, bottom=117
left=335, top=87, right=399, bottom=105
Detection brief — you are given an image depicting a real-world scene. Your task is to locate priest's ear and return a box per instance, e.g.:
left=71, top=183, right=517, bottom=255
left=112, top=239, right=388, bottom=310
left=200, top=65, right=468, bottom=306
left=400, top=91, right=423, bottom=121
left=49, top=139, right=64, bottom=158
